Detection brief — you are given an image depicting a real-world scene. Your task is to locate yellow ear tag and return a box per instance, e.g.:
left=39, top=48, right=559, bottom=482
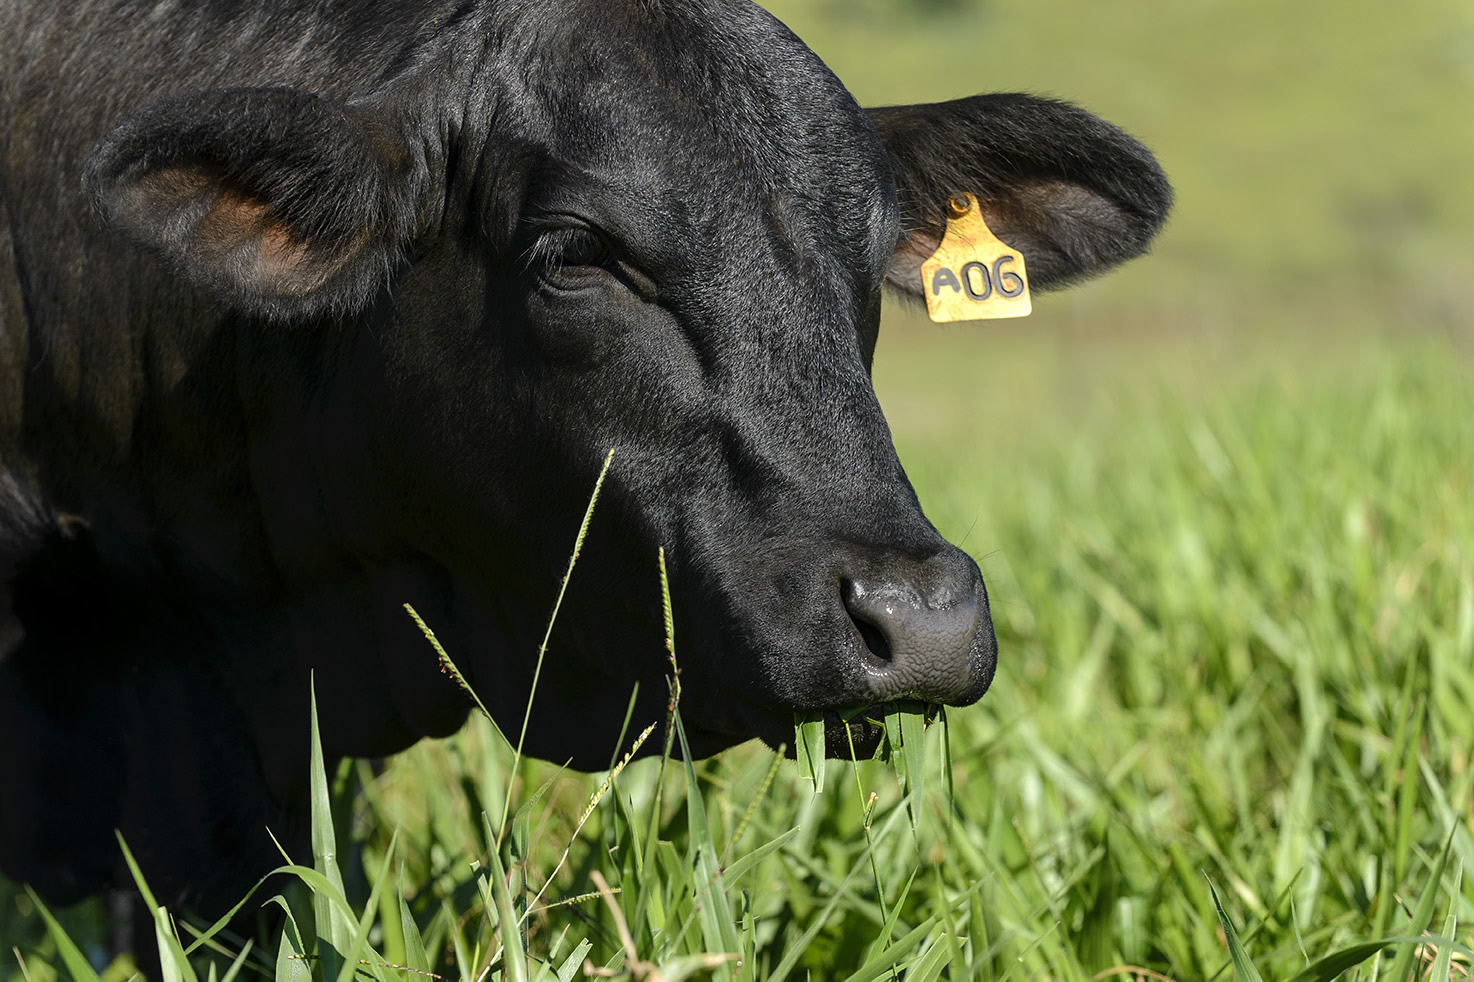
left=920, top=194, right=1031, bottom=322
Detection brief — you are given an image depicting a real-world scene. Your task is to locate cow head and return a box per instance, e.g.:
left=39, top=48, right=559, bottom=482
left=86, top=0, right=1170, bottom=769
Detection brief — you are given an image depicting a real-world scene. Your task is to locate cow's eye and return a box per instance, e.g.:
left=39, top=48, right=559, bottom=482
left=537, top=228, right=613, bottom=270
left=526, top=222, right=658, bottom=302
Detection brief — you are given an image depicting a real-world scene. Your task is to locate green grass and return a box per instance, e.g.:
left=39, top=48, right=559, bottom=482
left=8, top=0, right=1474, bottom=976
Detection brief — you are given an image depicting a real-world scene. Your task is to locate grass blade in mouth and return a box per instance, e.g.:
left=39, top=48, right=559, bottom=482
left=794, top=711, right=827, bottom=790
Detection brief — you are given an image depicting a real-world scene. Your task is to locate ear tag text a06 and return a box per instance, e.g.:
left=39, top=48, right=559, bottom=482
left=920, top=193, right=1031, bottom=322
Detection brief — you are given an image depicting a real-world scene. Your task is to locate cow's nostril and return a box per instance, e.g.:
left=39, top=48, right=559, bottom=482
left=852, top=615, right=893, bottom=664
left=842, top=578, right=896, bottom=665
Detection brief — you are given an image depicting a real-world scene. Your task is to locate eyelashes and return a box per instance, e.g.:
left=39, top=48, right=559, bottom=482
left=521, top=221, right=657, bottom=301
left=524, top=227, right=614, bottom=271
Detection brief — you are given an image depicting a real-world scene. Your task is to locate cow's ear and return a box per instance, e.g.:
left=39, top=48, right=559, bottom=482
left=869, top=93, right=1171, bottom=296
left=87, top=87, right=430, bottom=320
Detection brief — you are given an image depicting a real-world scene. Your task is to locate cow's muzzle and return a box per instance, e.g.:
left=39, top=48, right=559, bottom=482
left=838, top=547, right=996, bottom=708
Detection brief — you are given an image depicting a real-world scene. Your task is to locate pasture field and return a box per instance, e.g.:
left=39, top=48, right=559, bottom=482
left=6, top=0, right=1474, bottom=978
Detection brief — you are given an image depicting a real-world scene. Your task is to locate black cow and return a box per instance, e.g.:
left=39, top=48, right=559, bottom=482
left=0, top=0, right=1170, bottom=912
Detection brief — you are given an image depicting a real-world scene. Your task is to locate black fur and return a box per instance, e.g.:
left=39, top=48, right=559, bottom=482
left=1, top=0, right=1169, bottom=912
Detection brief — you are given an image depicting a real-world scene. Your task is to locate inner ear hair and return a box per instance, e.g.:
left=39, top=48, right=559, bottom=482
left=181, top=176, right=356, bottom=296
left=87, top=87, right=430, bottom=320
left=885, top=175, right=1169, bottom=297
left=986, top=180, right=1145, bottom=288
left=885, top=226, right=942, bottom=296
left=884, top=183, right=1096, bottom=296
left=113, top=160, right=370, bottom=305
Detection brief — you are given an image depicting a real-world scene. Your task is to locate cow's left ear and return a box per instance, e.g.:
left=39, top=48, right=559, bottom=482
left=869, top=93, right=1171, bottom=296
left=87, top=87, right=432, bottom=320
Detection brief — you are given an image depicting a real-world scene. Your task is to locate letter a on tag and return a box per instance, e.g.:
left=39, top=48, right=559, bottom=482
left=920, top=194, right=1031, bottom=322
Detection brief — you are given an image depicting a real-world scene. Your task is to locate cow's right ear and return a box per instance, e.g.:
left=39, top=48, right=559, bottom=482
left=869, top=93, right=1172, bottom=296
left=87, top=87, right=432, bottom=320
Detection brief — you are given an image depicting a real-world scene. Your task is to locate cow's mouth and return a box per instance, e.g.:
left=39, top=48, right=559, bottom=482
left=788, top=699, right=941, bottom=761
